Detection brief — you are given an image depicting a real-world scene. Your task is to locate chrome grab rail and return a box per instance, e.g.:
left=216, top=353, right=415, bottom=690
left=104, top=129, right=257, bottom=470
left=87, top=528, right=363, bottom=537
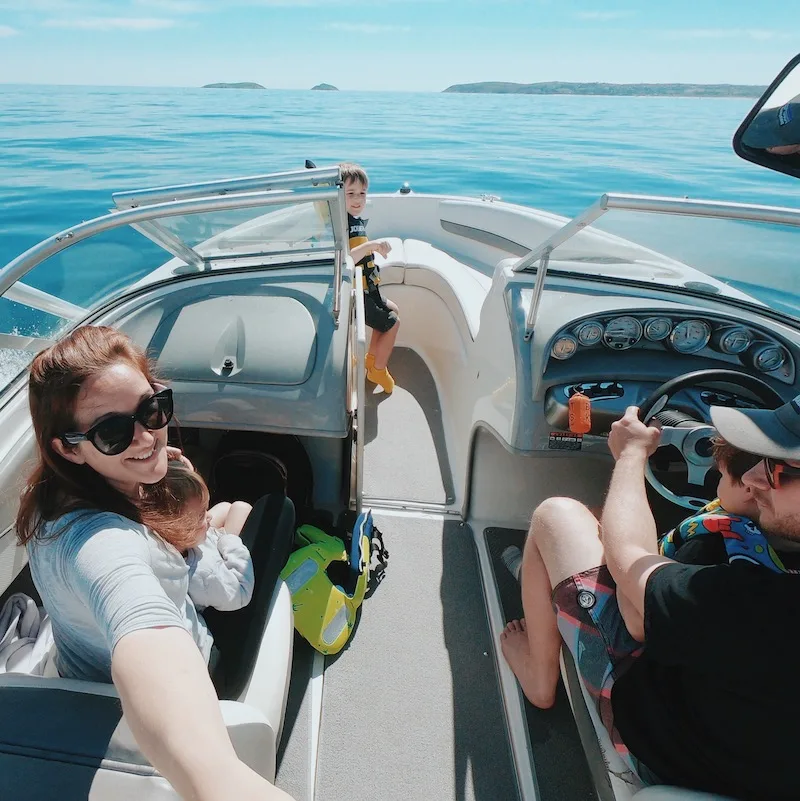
left=112, top=166, right=341, bottom=209
left=517, top=192, right=800, bottom=339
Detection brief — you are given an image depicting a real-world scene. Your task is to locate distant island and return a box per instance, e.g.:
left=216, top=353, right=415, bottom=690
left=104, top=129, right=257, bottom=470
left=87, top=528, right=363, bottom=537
left=311, top=83, right=338, bottom=91
left=203, top=82, right=266, bottom=90
left=443, top=82, right=766, bottom=98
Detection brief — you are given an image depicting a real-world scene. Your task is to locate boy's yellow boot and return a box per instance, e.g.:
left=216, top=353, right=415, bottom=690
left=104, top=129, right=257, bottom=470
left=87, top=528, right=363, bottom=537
left=366, top=365, right=395, bottom=394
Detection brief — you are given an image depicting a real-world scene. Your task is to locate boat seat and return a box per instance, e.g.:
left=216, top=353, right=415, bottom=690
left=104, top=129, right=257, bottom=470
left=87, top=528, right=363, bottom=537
left=0, top=675, right=275, bottom=801
left=399, top=239, right=492, bottom=340
left=561, top=650, right=737, bottom=801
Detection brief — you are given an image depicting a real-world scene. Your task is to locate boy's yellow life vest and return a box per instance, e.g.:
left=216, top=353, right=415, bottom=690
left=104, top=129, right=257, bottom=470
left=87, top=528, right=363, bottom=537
left=279, top=515, right=373, bottom=655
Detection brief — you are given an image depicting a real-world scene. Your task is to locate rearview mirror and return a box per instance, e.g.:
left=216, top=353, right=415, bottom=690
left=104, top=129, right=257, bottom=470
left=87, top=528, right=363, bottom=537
left=733, top=53, right=800, bottom=180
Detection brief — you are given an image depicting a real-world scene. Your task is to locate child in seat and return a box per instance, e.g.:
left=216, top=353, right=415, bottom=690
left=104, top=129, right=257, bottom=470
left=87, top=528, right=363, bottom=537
left=163, top=461, right=256, bottom=611
left=658, top=437, right=789, bottom=572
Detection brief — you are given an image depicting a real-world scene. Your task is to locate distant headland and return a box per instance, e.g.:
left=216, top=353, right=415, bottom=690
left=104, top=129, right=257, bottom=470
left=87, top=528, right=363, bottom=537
left=443, top=82, right=766, bottom=98
left=311, top=83, right=338, bottom=91
left=203, top=82, right=266, bottom=90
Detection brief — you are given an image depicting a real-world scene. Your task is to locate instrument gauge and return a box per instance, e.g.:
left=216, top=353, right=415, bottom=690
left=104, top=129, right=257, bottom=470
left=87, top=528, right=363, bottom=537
left=668, top=319, right=711, bottom=354
left=574, top=320, right=604, bottom=347
left=749, top=344, right=787, bottom=373
left=643, top=317, right=672, bottom=342
left=551, top=334, right=578, bottom=361
left=602, top=316, right=643, bottom=351
left=714, top=326, right=753, bottom=355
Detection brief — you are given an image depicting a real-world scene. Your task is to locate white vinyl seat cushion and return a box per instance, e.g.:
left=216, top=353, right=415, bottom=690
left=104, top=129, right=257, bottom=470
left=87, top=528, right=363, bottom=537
left=400, top=239, right=491, bottom=340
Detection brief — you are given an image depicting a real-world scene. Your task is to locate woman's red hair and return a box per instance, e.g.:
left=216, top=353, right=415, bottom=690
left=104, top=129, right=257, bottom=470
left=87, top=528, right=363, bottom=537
left=16, top=325, right=196, bottom=551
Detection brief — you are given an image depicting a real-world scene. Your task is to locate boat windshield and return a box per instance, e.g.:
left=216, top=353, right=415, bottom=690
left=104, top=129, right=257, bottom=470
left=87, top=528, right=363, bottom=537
left=0, top=171, right=345, bottom=394
left=517, top=194, right=800, bottom=326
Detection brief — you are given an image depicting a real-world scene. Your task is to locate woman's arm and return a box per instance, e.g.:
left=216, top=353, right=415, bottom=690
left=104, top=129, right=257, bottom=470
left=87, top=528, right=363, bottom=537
left=112, top=627, right=295, bottom=801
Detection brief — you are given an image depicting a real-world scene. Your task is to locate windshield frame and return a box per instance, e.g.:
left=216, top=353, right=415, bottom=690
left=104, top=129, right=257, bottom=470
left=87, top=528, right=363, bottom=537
left=514, top=193, right=800, bottom=340
left=0, top=182, right=348, bottom=325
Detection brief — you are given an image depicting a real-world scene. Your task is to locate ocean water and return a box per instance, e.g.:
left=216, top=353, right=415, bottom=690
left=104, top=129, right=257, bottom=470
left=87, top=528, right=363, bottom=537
left=3, top=83, right=800, bottom=272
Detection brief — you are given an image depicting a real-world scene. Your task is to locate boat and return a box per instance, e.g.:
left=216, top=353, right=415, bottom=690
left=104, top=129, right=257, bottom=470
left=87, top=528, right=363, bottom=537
left=1, top=53, right=799, bottom=801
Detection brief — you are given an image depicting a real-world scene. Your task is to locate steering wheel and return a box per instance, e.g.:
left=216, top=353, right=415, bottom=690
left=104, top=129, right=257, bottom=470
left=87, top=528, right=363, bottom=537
left=639, top=369, right=784, bottom=510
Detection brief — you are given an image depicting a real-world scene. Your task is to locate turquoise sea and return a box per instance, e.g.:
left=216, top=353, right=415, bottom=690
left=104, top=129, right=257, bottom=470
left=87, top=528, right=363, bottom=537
left=3, top=83, right=800, bottom=272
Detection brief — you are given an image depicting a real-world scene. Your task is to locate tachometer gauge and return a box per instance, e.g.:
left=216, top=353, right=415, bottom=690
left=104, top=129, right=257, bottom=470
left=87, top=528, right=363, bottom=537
left=551, top=334, right=578, bottom=360
left=602, top=316, right=643, bottom=351
left=747, top=344, right=787, bottom=372
left=643, top=317, right=672, bottom=342
left=574, top=320, right=604, bottom=346
left=713, top=326, right=753, bottom=355
left=668, top=319, right=711, bottom=354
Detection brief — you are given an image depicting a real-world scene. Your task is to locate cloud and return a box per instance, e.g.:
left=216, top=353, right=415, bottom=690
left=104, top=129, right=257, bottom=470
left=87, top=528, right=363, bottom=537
left=573, top=11, right=633, bottom=21
left=0, top=24, right=18, bottom=35
left=663, top=28, right=791, bottom=41
left=133, top=0, right=209, bottom=11
left=327, top=21, right=410, bottom=34
left=43, top=16, right=179, bottom=30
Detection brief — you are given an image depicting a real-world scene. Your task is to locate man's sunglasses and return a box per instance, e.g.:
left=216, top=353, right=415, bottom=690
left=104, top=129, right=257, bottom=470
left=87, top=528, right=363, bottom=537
left=61, top=388, right=173, bottom=456
left=765, top=456, right=800, bottom=490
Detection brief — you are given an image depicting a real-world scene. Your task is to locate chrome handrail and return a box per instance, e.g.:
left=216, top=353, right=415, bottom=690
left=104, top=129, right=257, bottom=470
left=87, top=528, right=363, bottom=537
left=112, top=166, right=341, bottom=209
left=517, top=192, right=800, bottom=338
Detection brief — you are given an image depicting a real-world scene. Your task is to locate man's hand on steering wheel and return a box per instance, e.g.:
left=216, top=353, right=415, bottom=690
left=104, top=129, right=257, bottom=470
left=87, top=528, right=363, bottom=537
left=608, top=406, right=662, bottom=461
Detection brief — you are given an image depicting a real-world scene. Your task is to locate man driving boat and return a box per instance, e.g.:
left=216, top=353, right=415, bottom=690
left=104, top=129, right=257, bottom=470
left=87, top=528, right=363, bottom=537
left=502, top=397, right=800, bottom=800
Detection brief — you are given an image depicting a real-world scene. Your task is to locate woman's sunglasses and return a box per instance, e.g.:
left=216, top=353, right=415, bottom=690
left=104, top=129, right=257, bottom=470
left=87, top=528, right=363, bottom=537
left=764, top=456, right=800, bottom=490
left=61, top=388, right=174, bottom=456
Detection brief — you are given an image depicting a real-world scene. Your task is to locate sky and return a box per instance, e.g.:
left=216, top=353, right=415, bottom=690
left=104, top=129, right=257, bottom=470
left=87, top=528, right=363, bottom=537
left=0, top=0, right=799, bottom=92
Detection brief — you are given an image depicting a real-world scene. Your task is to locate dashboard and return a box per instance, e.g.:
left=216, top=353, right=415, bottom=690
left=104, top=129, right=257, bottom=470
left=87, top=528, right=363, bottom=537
left=547, top=311, right=795, bottom=384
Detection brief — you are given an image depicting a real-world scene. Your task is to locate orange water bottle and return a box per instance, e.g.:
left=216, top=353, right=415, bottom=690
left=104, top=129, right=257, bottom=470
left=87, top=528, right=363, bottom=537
left=568, top=391, right=592, bottom=434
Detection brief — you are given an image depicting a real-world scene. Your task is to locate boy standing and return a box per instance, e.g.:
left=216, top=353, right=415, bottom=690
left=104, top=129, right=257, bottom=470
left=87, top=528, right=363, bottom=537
left=341, top=163, right=399, bottom=394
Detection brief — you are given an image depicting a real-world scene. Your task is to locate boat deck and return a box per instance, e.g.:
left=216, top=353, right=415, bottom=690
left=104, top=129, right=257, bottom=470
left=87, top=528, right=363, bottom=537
left=276, top=347, right=595, bottom=801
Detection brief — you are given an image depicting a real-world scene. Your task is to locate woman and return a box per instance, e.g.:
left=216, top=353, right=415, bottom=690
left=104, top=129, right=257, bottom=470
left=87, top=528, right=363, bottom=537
left=16, top=325, right=294, bottom=801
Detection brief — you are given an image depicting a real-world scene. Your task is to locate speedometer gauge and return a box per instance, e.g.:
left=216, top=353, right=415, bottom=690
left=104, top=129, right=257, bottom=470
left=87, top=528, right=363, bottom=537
left=602, top=316, right=643, bottom=351
left=551, top=334, right=578, bottom=360
left=748, top=344, right=787, bottom=373
left=643, top=317, right=672, bottom=342
left=668, top=320, right=711, bottom=354
left=574, top=320, right=604, bottom=346
left=714, top=326, right=753, bottom=355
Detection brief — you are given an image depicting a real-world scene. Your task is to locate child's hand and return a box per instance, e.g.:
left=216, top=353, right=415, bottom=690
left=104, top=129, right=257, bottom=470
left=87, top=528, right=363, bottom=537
left=166, top=446, right=194, bottom=471
left=372, top=240, right=391, bottom=258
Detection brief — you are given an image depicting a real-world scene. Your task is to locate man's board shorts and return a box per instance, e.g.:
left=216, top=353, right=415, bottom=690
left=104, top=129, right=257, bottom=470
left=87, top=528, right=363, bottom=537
left=552, top=565, right=656, bottom=782
left=364, top=289, right=398, bottom=333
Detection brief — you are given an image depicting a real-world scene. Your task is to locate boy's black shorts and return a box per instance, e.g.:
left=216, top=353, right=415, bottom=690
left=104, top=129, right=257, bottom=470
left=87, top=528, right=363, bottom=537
left=364, top=290, right=398, bottom=333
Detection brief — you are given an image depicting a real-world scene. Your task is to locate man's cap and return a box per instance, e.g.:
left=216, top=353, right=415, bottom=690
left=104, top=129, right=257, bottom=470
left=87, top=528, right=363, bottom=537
left=742, top=94, right=800, bottom=150
left=710, top=394, right=800, bottom=461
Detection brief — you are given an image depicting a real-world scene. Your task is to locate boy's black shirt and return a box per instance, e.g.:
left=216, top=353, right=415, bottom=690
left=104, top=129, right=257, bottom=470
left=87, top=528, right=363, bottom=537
left=612, top=561, right=800, bottom=800
left=347, top=213, right=379, bottom=291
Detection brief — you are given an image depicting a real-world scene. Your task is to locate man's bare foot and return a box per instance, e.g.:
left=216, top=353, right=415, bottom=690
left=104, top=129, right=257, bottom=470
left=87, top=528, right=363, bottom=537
left=500, top=619, right=558, bottom=709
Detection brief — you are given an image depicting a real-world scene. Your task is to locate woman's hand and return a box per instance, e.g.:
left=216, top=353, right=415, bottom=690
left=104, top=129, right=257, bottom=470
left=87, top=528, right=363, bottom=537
left=166, top=446, right=194, bottom=471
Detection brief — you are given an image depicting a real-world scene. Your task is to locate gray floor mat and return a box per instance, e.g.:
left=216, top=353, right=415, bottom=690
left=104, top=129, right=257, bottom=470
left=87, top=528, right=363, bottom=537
left=315, top=515, right=517, bottom=801
left=363, top=348, right=455, bottom=504
left=485, top=528, right=597, bottom=801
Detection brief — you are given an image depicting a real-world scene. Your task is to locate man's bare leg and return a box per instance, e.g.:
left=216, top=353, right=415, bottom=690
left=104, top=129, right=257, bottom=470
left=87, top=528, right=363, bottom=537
left=502, top=497, right=605, bottom=708
left=500, top=533, right=562, bottom=708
